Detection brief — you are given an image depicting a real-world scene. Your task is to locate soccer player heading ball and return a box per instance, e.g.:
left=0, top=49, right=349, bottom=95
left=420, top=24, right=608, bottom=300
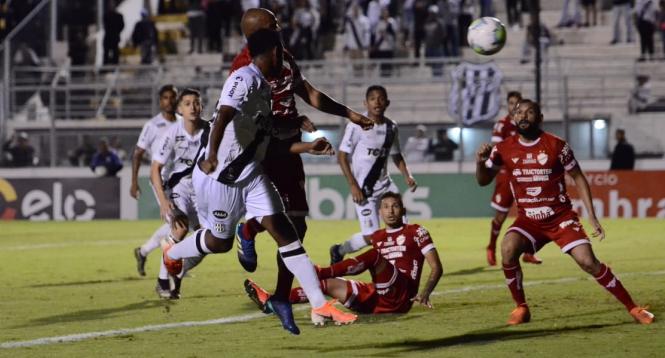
left=476, top=99, right=654, bottom=325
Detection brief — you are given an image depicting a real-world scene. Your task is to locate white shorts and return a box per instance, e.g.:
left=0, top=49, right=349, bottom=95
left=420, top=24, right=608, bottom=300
left=192, top=166, right=284, bottom=239
left=354, top=181, right=399, bottom=236
left=167, top=177, right=200, bottom=231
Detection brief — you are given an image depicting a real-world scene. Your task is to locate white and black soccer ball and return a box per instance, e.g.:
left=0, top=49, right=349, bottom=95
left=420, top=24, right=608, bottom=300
left=467, top=17, right=507, bottom=56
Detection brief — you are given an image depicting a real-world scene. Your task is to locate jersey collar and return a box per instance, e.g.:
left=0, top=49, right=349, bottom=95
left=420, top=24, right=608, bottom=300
left=386, top=225, right=405, bottom=233
left=518, top=136, right=542, bottom=147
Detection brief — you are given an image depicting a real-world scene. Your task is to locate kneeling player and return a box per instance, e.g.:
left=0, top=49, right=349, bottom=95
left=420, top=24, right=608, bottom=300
left=245, top=192, right=443, bottom=316
left=476, top=99, right=654, bottom=325
left=150, top=88, right=207, bottom=299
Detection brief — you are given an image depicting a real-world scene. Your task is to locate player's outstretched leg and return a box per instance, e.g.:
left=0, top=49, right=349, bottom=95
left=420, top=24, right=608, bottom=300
left=501, top=232, right=531, bottom=325
left=329, top=233, right=368, bottom=265
left=244, top=278, right=274, bottom=314
left=568, top=244, right=654, bottom=325
left=318, top=248, right=381, bottom=279
left=486, top=213, right=505, bottom=266
left=134, top=223, right=171, bottom=276
left=522, top=252, right=543, bottom=265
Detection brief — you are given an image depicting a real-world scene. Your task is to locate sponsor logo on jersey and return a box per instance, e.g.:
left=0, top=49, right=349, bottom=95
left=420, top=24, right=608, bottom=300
left=495, top=193, right=502, bottom=202
left=156, top=123, right=166, bottom=128
left=523, top=153, right=537, bottom=164
left=559, top=219, right=577, bottom=229
left=361, top=208, right=372, bottom=216
left=169, top=193, right=181, bottom=199
left=178, top=158, right=194, bottom=166
left=212, top=210, right=228, bottom=219
left=517, top=197, right=555, bottom=203
left=175, top=135, right=185, bottom=141
left=559, top=194, right=567, bottom=203
left=228, top=76, right=243, bottom=97
left=537, top=152, right=548, bottom=165
left=526, top=187, right=542, bottom=197
left=214, top=223, right=224, bottom=233
left=524, top=206, right=555, bottom=220
left=512, top=169, right=522, bottom=176
left=512, top=157, right=520, bottom=163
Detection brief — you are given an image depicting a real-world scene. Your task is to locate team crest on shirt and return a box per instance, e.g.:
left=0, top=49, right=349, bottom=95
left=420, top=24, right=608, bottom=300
left=396, top=234, right=406, bottom=246
left=526, top=187, right=542, bottom=197
left=523, top=153, right=537, bottom=164
left=537, top=152, right=548, bottom=165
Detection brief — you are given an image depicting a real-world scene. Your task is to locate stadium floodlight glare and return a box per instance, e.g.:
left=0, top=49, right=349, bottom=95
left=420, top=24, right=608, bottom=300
left=449, top=127, right=461, bottom=139
left=593, top=119, right=606, bottom=130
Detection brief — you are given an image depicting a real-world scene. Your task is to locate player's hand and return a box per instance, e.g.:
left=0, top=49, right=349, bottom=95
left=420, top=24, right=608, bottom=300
left=130, top=183, right=141, bottom=199
left=589, top=216, right=605, bottom=241
left=299, top=115, right=317, bottom=133
left=159, top=201, right=173, bottom=222
left=350, top=184, right=366, bottom=204
left=349, top=112, right=374, bottom=130
left=411, top=293, right=433, bottom=309
left=199, top=157, right=218, bottom=174
left=308, top=137, right=335, bottom=156
left=476, top=143, right=493, bottom=163
left=406, top=176, right=418, bottom=192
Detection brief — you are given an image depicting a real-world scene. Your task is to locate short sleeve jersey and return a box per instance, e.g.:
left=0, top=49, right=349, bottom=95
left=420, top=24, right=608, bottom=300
left=339, top=118, right=401, bottom=195
left=152, top=119, right=204, bottom=186
left=491, top=115, right=518, bottom=144
left=371, top=224, right=435, bottom=291
left=486, top=132, right=578, bottom=222
left=136, top=113, right=178, bottom=158
left=206, top=63, right=273, bottom=182
left=230, top=46, right=303, bottom=133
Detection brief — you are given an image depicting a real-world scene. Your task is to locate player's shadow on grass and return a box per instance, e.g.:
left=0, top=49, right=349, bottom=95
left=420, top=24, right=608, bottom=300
left=27, top=277, right=141, bottom=288
left=14, top=300, right=174, bottom=328
left=445, top=266, right=487, bottom=276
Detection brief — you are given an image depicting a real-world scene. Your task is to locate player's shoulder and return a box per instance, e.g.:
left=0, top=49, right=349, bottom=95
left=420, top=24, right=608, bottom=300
left=229, top=47, right=251, bottom=73
left=495, top=134, right=518, bottom=150
left=405, top=223, right=428, bottom=235
left=384, top=117, right=398, bottom=129
left=542, top=131, right=566, bottom=145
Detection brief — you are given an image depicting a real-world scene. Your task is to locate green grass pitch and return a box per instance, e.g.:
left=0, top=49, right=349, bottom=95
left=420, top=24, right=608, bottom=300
left=0, top=219, right=663, bottom=357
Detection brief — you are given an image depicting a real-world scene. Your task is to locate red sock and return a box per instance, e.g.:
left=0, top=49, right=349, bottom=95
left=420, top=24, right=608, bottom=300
left=488, top=219, right=502, bottom=250
left=594, top=263, right=636, bottom=311
left=318, top=249, right=380, bottom=279
left=503, top=263, right=527, bottom=306
left=242, top=218, right=265, bottom=240
left=289, top=280, right=327, bottom=304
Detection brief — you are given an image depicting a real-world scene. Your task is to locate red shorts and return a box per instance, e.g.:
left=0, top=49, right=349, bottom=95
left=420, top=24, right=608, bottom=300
left=343, top=270, right=415, bottom=314
left=507, top=212, right=590, bottom=254
left=491, top=171, right=514, bottom=212
left=262, top=135, right=309, bottom=216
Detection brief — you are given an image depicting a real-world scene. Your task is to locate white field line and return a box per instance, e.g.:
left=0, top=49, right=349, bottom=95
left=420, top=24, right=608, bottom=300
left=1, top=269, right=663, bottom=349
left=0, top=240, right=140, bottom=251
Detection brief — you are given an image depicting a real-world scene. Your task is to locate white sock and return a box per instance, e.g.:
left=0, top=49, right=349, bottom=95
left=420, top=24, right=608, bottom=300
left=168, top=229, right=211, bottom=260
left=140, top=223, right=171, bottom=256
left=339, top=232, right=368, bottom=256
left=278, top=241, right=326, bottom=309
left=158, top=258, right=168, bottom=280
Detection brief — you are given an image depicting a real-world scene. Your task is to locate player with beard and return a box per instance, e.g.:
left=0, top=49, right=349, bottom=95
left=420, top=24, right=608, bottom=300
left=476, top=99, right=654, bottom=325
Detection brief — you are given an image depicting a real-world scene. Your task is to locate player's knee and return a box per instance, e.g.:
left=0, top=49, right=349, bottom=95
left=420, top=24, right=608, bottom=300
left=500, top=237, right=522, bottom=262
left=172, top=226, right=188, bottom=241
left=577, top=257, right=600, bottom=275
left=204, top=231, right=233, bottom=253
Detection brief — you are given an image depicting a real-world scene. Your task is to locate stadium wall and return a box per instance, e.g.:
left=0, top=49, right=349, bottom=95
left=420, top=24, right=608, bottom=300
left=1, top=161, right=665, bottom=221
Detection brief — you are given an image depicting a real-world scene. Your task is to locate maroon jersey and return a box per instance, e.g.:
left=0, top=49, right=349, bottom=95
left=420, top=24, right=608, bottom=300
left=229, top=46, right=302, bottom=132
left=486, top=132, right=578, bottom=222
left=491, top=114, right=518, bottom=143
left=370, top=224, right=435, bottom=295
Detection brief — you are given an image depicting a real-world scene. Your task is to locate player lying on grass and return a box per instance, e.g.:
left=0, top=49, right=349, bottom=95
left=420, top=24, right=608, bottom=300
left=162, top=29, right=355, bottom=335
left=476, top=99, right=654, bottom=325
left=245, top=192, right=443, bottom=315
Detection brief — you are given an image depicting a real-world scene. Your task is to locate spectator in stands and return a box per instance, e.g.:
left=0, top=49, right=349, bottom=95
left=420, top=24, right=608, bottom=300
left=424, top=5, right=446, bottom=77
left=342, top=2, right=370, bottom=73
left=581, top=0, right=597, bottom=27
left=68, top=26, right=89, bottom=67
left=317, top=0, right=341, bottom=58
left=442, top=0, right=461, bottom=57
left=404, top=124, right=431, bottom=162
left=290, top=0, right=319, bottom=60
left=610, top=129, right=635, bottom=170
left=187, top=0, right=206, bottom=54
left=68, top=135, right=96, bottom=167
left=90, top=138, right=123, bottom=177
left=109, top=136, right=127, bottom=162
left=131, top=9, right=158, bottom=64
left=413, top=0, right=429, bottom=58
left=557, top=0, right=582, bottom=28
left=660, top=1, right=665, bottom=59
left=103, top=0, right=124, bottom=65
left=480, top=0, right=494, bottom=17
left=429, top=128, right=458, bottom=161
left=635, top=0, right=658, bottom=61
left=2, top=132, right=36, bottom=167
left=610, top=0, right=634, bottom=44
left=402, top=0, right=415, bottom=45
left=505, top=0, right=522, bottom=29
left=520, top=20, right=554, bottom=64
left=628, top=75, right=653, bottom=112
left=370, top=7, right=397, bottom=77
left=206, top=0, right=225, bottom=52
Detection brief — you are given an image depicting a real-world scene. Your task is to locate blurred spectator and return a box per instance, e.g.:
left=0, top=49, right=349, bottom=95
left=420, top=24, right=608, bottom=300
left=103, top=0, right=125, bottom=65
left=505, top=0, right=521, bottom=29
left=2, top=132, right=37, bottom=167
left=404, top=125, right=431, bottom=162
left=367, top=0, right=383, bottom=31
left=342, top=2, right=370, bottom=69
left=90, top=138, right=123, bottom=177
left=439, top=0, right=460, bottom=57
left=424, top=5, right=446, bottom=76
left=290, top=0, right=319, bottom=60
left=429, top=128, right=458, bottom=161
left=317, top=0, right=341, bottom=57
left=557, top=0, right=582, bottom=28
left=187, top=0, right=206, bottom=54
left=628, top=75, right=652, bottom=113
left=660, top=0, right=665, bottom=58
left=109, top=136, right=127, bottom=162
left=610, top=0, right=634, bottom=44
left=610, top=129, right=635, bottom=170
left=68, top=135, right=96, bottom=166
left=206, top=0, right=224, bottom=52
left=458, top=0, right=475, bottom=47
left=370, top=7, right=397, bottom=77
left=68, top=27, right=89, bottom=66
left=131, top=9, right=158, bottom=64
left=413, top=0, right=429, bottom=58
left=581, top=0, right=597, bottom=27
left=635, top=0, right=657, bottom=61
left=241, top=0, right=260, bottom=13
left=480, top=0, right=494, bottom=17
left=402, top=0, right=415, bottom=44
left=520, top=21, right=553, bottom=64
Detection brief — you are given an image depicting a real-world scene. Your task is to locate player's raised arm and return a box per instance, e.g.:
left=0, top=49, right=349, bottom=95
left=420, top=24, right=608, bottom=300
left=412, top=248, right=443, bottom=309
left=476, top=143, right=498, bottom=186
left=567, top=165, right=605, bottom=241
left=289, top=137, right=335, bottom=156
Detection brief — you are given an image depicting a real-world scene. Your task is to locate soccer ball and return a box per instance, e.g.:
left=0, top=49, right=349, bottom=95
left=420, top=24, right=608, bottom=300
left=467, top=17, right=507, bottom=55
